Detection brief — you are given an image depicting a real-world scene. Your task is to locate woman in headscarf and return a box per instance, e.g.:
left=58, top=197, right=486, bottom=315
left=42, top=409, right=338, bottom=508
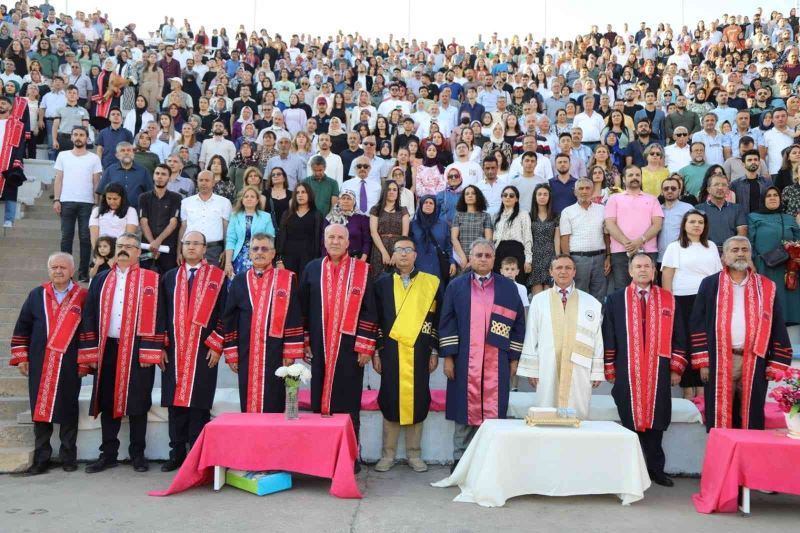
left=414, top=144, right=446, bottom=197
left=321, top=190, right=371, bottom=260
left=123, top=94, right=153, bottom=136
left=748, top=186, right=800, bottom=324
left=231, top=106, right=255, bottom=141
left=480, top=121, right=513, bottom=164
left=284, top=93, right=308, bottom=137
left=327, top=116, right=348, bottom=154
left=410, top=194, right=455, bottom=284
left=229, top=141, right=260, bottom=192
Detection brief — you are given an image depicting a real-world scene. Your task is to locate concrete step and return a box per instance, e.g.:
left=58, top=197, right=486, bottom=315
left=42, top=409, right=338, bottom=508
left=0, top=255, right=55, bottom=269
left=6, top=219, right=62, bottom=231
left=0, top=269, right=56, bottom=282
left=0, top=308, right=24, bottom=322
left=0, top=421, right=34, bottom=447
left=16, top=410, right=31, bottom=424
left=0, top=376, right=29, bottom=396
left=0, top=237, right=73, bottom=249
left=0, top=227, right=65, bottom=240
left=0, top=322, right=14, bottom=341
left=0, top=398, right=29, bottom=421
left=0, top=446, right=32, bottom=473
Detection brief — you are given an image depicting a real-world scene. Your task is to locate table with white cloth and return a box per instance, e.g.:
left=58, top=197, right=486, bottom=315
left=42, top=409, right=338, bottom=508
left=432, top=419, right=651, bottom=507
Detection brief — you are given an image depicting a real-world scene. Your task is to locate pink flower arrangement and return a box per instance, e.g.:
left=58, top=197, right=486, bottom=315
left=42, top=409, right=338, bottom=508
left=769, top=367, right=800, bottom=416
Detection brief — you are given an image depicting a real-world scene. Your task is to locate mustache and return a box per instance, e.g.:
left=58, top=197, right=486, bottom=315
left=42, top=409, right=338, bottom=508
left=117, top=251, right=130, bottom=258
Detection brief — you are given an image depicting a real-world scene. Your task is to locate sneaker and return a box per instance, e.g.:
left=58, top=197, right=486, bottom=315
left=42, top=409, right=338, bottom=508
left=3, top=221, right=12, bottom=228
left=373, top=457, right=394, bottom=472
left=407, top=457, right=428, bottom=473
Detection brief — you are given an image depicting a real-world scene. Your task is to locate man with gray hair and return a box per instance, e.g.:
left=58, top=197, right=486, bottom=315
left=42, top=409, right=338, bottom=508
left=689, top=236, right=792, bottom=431
left=559, top=177, right=609, bottom=300
left=10, top=252, right=88, bottom=475
left=437, top=238, right=526, bottom=472
left=79, top=233, right=163, bottom=473
left=266, top=135, right=306, bottom=189
left=303, top=154, right=339, bottom=216
left=94, top=141, right=153, bottom=209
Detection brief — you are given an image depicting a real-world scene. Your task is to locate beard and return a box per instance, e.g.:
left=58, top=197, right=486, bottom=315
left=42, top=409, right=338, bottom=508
left=726, top=259, right=749, bottom=271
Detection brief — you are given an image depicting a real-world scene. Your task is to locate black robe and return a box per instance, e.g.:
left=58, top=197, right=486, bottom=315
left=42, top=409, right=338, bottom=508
left=299, top=257, right=378, bottom=417
left=374, top=271, right=440, bottom=424
left=602, top=286, right=686, bottom=432
left=690, top=272, right=793, bottom=431
left=10, top=284, right=85, bottom=424
left=157, top=265, right=228, bottom=410
left=79, top=269, right=162, bottom=418
left=221, top=268, right=304, bottom=413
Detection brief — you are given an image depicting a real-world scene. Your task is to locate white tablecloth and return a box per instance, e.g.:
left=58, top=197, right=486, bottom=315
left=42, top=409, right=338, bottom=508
left=432, top=419, right=651, bottom=507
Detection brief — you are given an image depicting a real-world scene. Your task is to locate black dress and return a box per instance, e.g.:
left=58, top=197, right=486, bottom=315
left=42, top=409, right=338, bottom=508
left=266, top=192, right=291, bottom=233
left=277, top=210, right=323, bottom=276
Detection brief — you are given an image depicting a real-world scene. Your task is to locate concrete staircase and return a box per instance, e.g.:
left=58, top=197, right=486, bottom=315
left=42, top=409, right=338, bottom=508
left=0, top=186, right=69, bottom=472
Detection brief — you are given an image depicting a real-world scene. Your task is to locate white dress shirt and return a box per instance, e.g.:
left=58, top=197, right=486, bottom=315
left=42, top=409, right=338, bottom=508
left=731, top=274, right=747, bottom=349
left=341, top=176, right=382, bottom=213
left=180, top=193, right=232, bottom=243
left=108, top=268, right=129, bottom=339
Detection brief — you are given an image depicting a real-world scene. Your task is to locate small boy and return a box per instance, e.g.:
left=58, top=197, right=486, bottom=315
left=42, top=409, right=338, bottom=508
left=499, top=256, right=529, bottom=391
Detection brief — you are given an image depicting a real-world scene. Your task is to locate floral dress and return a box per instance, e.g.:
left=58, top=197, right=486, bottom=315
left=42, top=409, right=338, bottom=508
left=213, top=179, right=236, bottom=202
left=528, top=214, right=559, bottom=286
left=232, top=215, right=254, bottom=277
left=368, top=207, right=409, bottom=280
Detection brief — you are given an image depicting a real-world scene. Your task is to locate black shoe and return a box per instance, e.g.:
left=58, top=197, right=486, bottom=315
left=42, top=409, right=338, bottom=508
left=132, top=456, right=149, bottom=472
left=24, top=462, right=50, bottom=476
left=160, top=458, right=183, bottom=472
left=450, top=460, right=459, bottom=474
left=354, top=461, right=362, bottom=474
left=85, top=456, right=119, bottom=474
left=653, top=474, right=674, bottom=487
left=62, top=462, right=78, bottom=472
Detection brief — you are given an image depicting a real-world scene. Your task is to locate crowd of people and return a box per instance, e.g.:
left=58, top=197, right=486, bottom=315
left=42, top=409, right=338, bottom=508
left=2, top=3, right=797, bottom=486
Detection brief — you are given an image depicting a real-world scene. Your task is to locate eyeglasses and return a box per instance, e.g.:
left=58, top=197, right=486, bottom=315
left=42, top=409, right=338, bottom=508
left=471, top=252, right=494, bottom=259
left=250, top=246, right=274, bottom=253
left=662, top=186, right=678, bottom=192
left=502, top=193, right=517, bottom=198
left=182, top=240, right=205, bottom=247
left=675, top=132, right=688, bottom=137
left=649, top=152, right=663, bottom=157
left=356, top=164, right=371, bottom=169
left=115, top=244, right=138, bottom=251
left=447, top=174, right=460, bottom=179
left=362, top=141, right=375, bottom=146
left=394, top=246, right=415, bottom=254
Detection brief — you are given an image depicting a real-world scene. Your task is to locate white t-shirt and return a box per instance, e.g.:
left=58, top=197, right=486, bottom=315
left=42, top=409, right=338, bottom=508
left=761, top=127, right=795, bottom=175
left=445, top=160, right=483, bottom=188
left=54, top=151, right=103, bottom=203
left=89, top=206, right=139, bottom=238
left=515, top=281, right=530, bottom=308
left=660, top=241, right=722, bottom=295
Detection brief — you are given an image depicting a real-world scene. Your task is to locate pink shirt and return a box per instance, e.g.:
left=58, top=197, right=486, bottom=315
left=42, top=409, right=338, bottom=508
left=604, top=190, right=664, bottom=253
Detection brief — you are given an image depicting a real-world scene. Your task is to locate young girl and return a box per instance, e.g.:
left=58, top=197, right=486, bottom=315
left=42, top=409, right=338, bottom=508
left=89, top=236, right=116, bottom=279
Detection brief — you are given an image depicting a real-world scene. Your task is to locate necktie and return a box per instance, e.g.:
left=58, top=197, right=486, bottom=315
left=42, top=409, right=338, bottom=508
left=187, top=267, right=198, bottom=298
left=359, top=180, right=368, bottom=212
left=639, top=289, right=647, bottom=340
left=479, top=276, right=487, bottom=287
left=560, top=288, right=568, bottom=309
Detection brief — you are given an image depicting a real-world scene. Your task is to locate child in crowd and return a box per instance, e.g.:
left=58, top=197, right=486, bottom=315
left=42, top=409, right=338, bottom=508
left=500, top=256, right=529, bottom=391
left=89, top=236, right=115, bottom=279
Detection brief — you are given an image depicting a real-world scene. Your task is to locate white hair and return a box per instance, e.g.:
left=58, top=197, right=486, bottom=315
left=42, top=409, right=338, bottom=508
left=47, top=252, right=74, bottom=269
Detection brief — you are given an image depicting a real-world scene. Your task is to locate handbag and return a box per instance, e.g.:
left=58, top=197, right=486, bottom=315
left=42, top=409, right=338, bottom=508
left=759, top=214, right=789, bottom=267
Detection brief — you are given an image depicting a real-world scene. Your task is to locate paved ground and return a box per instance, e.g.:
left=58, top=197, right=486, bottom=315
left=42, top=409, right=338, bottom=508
left=0, top=463, right=796, bottom=532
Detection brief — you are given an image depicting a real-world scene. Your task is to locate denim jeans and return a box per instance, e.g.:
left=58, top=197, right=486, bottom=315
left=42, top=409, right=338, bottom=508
left=60, top=201, right=93, bottom=277
left=2, top=200, right=16, bottom=223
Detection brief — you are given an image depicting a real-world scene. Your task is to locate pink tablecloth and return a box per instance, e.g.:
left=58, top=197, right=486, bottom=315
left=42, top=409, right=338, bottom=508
left=691, top=397, right=786, bottom=429
left=297, top=388, right=447, bottom=411
left=693, top=428, right=800, bottom=513
left=149, top=413, right=361, bottom=499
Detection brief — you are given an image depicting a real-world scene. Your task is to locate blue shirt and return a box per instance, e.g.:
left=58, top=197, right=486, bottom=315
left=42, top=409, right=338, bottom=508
left=436, top=186, right=463, bottom=226
left=96, top=162, right=153, bottom=209
left=548, top=177, right=578, bottom=215
left=96, top=127, right=134, bottom=169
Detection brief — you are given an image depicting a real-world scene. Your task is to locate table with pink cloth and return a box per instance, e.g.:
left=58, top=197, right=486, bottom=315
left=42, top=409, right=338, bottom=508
left=693, top=428, right=800, bottom=513
left=691, top=397, right=787, bottom=429
left=149, top=413, right=361, bottom=499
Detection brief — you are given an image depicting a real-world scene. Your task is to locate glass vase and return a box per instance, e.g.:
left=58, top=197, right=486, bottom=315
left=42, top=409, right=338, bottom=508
left=285, top=386, right=299, bottom=420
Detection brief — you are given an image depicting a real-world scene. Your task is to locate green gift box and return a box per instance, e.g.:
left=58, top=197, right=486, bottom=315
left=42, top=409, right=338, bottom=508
left=225, top=469, right=293, bottom=496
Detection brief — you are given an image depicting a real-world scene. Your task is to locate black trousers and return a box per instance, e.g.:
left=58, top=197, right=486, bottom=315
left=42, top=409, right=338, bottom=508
left=100, top=412, right=148, bottom=460
left=637, top=429, right=666, bottom=477
left=167, top=406, right=210, bottom=460
left=33, top=421, right=78, bottom=465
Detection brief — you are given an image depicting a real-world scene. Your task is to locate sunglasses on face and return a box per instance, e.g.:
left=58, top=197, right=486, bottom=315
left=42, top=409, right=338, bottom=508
left=472, top=252, right=494, bottom=259
left=675, top=132, right=688, bottom=137
left=502, top=193, right=517, bottom=198
left=447, top=174, right=459, bottom=179
left=662, top=186, right=679, bottom=192
left=356, top=164, right=370, bottom=169
left=250, top=246, right=274, bottom=253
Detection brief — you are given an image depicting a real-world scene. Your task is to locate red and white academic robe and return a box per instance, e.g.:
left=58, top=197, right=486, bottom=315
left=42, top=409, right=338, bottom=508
left=157, top=263, right=227, bottom=410
left=222, top=268, right=304, bottom=413
left=0, top=96, right=30, bottom=202
left=10, top=283, right=87, bottom=424
left=438, top=273, right=527, bottom=426
left=299, top=256, right=378, bottom=417
left=78, top=266, right=163, bottom=418
left=602, top=285, right=686, bottom=432
left=689, top=270, right=793, bottom=430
